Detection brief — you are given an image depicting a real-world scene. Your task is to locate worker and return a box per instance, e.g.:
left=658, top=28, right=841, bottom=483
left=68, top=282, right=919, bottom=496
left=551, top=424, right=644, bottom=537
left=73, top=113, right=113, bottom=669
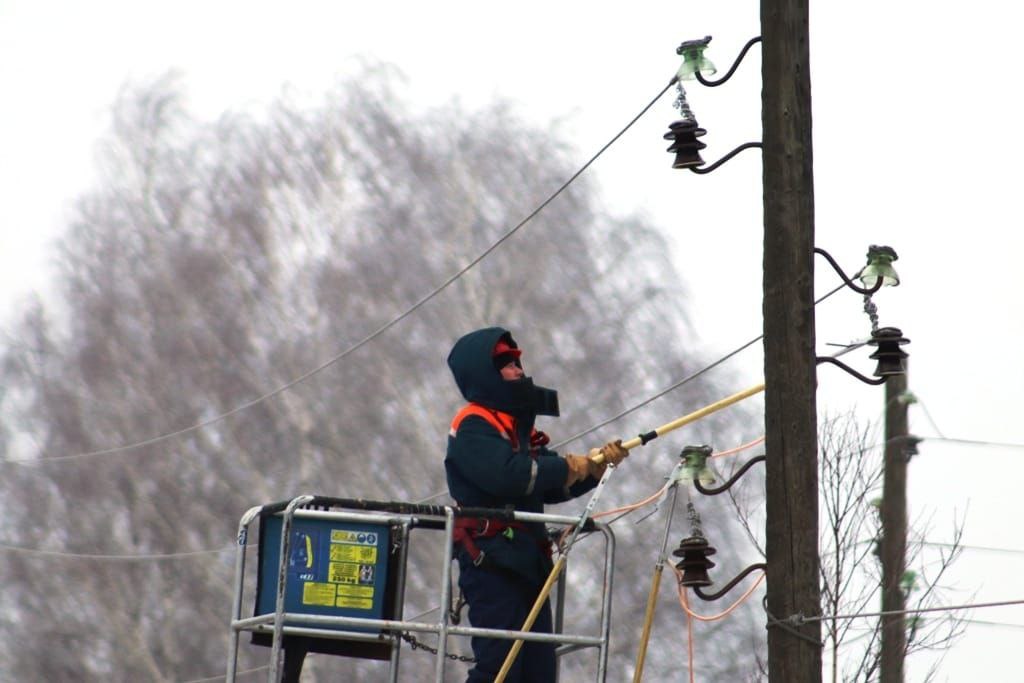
left=445, top=327, right=628, bottom=682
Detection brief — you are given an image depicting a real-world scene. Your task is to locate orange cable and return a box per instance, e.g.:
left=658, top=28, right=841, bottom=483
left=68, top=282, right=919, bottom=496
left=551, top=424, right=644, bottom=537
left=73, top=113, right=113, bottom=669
left=682, top=588, right=696, bottom=683
left=711, top=435, right=765, bottom=458
left=671, top=566, right=766, bottom=622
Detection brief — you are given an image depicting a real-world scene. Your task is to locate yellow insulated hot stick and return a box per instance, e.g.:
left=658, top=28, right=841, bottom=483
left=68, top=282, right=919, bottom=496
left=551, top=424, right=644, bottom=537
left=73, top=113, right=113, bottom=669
left=589, top=381, right=766, bottom=464
left=494, top=381, right=766, bottom=683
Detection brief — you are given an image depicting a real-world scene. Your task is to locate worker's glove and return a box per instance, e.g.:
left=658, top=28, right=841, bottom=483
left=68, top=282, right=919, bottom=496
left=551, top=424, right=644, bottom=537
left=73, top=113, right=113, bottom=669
left=588, top=440, right=629, bottom=467
left=564, top=454, right=591, bottom=486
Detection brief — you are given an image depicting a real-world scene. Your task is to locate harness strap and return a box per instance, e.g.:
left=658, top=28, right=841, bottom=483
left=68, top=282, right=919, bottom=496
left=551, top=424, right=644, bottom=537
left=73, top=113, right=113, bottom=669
left=452, top=516, right=552, bottom=566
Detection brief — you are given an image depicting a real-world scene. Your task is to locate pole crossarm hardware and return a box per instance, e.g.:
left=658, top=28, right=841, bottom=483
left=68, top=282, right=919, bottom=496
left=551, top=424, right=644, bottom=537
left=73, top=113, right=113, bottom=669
left=693, top=454, right=766, bottom=495
left=813, top=247, right=884, bottom=296
left=692, top=563, right=767, bottom=602
left=815, top=355, right=887, bottom=386
left=688, top=141, right=762, bottom=175
left=694, top=36, right=764, bottom=87
left=590, top=382, right=766, bottom=464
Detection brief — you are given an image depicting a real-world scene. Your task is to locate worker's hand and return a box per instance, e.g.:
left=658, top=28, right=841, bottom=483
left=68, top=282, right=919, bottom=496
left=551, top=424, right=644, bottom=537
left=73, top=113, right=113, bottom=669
left=604, top=440, right=629, bottom=466
left=588, top=440, right=628, bottom=467
left=564, top=454, right=591, bottom=486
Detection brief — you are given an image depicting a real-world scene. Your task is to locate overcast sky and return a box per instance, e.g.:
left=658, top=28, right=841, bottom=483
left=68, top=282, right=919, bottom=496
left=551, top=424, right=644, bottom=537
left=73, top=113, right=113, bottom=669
left=2, top=1, right=1022, bottom=680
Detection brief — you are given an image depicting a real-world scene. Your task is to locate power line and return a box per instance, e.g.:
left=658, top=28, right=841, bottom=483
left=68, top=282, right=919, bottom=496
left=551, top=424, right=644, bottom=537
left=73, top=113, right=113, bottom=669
left=796, top=598, right=1024, bottom=624
left=555, top=283, right=847, bottom=450
left=921, top=436, right=1024, bottom=450
left=0, top=541, right=239, bottom=561
left=918, top=541, right=1024, bottom=556
left=961, top=618, right=1024, bottom=630
left=2, top=78, right=678, bottom=467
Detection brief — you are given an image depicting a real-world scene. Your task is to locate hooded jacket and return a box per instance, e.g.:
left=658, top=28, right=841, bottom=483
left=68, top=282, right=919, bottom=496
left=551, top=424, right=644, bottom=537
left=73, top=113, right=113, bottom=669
left=445, top=327, right=598, bottom=585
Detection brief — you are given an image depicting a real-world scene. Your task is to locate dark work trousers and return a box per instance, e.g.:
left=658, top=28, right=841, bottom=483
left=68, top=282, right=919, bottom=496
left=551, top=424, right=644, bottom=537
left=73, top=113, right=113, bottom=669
left=458, top=562, right=556, bottom=683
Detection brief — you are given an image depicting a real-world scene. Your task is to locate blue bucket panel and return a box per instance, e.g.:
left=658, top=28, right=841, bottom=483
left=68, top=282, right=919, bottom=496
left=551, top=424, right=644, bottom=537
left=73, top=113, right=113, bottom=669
left=256, top=516, right=390, bottom=632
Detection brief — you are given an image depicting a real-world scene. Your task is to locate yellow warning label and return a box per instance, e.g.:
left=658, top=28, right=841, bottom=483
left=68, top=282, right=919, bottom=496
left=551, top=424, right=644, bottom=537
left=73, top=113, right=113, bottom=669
left=302, top=582, right=337, bottom=607
left=329, top=562, right=361, bottom=584
left=330, top=529, right=379, bottom=546
left=330, top=544, right=377, bottom=564
left=336, top=584, right=374, bottom=598
left=336, top=596, right=374, bottom=610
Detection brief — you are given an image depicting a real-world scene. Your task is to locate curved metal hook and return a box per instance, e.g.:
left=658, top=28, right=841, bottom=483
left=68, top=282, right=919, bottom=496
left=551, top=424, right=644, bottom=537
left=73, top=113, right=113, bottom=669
left=814, top=247, right=884, bottom=296
left=816, top=356, right=886, bottom=386
left=689, top=142, right=762, bottom=174
left=695, top=36, right=763, bottom=87
left=693, top=563, right=767, bottom=601
left=693, top=455, right=765, bottom=496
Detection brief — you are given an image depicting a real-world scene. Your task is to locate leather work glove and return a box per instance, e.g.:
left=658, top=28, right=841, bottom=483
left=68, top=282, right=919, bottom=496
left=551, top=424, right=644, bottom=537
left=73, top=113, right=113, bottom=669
left=588, top=440, right=629, bottom=467
left=564, top=454, right=591, bottom=486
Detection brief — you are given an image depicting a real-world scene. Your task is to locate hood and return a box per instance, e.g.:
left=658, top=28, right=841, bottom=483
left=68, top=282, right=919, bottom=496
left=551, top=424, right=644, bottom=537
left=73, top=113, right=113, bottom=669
left=447, top=327, right=559, bottom=418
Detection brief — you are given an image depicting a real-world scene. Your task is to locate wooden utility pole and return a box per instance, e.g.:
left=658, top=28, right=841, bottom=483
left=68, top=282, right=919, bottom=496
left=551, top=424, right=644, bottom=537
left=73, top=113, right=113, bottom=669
left=880, top=366, right=910, bottom=682
left=761, top=0, right=822, bottom=681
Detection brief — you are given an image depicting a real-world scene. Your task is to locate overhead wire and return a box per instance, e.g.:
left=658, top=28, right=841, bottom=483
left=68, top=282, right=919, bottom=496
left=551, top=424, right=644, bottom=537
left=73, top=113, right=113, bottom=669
left=793, top=597, right=1024, bottom=624
left=554, top=282, right=845, bottom=450
left=673, top=567, right=766, bottom=622
left=921, top=436, right=1024, bottom=450
left=0, top=541, right=240, bottom=560
left=918, top=541, right=1024, bottom=556
left=4, top=77, right=679, bottom=467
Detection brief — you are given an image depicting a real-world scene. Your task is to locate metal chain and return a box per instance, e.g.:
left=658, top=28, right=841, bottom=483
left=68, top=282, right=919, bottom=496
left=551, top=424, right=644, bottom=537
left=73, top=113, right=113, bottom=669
left=399, top=632, right=477, bottom=663
left=862, top=293, right=880, bottom=332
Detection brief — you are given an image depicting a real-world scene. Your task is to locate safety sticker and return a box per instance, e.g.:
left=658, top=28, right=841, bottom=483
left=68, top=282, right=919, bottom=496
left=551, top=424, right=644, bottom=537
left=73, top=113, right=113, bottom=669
left=335, top=596, right=373, bottom=610
left=330, top=529, right=379, bottom=546
left=329, top=561, right=377, bottom=586
left=336, top=584, right=374, bottom=599
left=302, top=582, right=337, bottom=607
left=330, top=543, right=377, bottom=564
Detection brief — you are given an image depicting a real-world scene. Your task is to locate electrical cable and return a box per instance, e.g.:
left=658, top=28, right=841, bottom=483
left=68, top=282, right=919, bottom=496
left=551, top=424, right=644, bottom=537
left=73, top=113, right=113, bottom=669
left=922, top=436, right=1024, bottom=450
left=0, top=541, right=240, bottom=560
left=683, top=589, right=696, bottom=683
left=793, top=598, right=1024, bottom=624
left=914, top=397, right=947, bottom=438
left=5, top=78, right=679, bottom=467
left=919, top=541, right=1024, bottom=555
left=554, top=282, right=844, bottom=450
left=712, top=435, right=764, bottom=458
left=673, top=566, right=766, bottom=622
left=960, top=618, right=1024, bottom=630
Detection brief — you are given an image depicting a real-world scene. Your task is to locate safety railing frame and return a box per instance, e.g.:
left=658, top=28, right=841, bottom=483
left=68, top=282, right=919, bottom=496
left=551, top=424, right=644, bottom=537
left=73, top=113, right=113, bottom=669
left=226, top=495, right=617, bottom=682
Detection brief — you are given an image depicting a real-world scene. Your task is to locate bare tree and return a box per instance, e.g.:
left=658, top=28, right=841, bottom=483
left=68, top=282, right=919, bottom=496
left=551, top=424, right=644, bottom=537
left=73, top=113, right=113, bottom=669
left=0, top=69, right=763, bottom=682
left=818, top=413, right=965, bottom=683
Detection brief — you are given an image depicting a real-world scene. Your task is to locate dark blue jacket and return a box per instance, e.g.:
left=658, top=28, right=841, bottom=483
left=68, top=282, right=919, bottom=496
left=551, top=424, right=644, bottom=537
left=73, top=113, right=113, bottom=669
left=446, top=327, right=597, bottom=585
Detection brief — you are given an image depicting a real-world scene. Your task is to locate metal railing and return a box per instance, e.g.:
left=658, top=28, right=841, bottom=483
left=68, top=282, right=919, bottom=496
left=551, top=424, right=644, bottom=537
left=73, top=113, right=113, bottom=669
left=226, top=495, right=616, bottom=682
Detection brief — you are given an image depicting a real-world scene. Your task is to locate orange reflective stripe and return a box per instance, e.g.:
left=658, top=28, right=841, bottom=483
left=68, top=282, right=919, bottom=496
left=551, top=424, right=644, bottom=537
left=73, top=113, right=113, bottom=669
left=450, top=404, right=514, bottom=441
left=449, top=403, right=541, bottom=452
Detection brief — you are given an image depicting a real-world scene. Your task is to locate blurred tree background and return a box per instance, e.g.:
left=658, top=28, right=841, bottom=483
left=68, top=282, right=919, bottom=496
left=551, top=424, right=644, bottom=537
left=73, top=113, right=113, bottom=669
left=0, top=67, right=765, bottom=681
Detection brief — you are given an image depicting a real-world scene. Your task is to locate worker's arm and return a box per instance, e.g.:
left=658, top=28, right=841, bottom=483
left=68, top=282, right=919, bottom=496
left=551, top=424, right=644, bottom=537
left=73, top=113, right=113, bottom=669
left=540, top=448, right=598, bottom=503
